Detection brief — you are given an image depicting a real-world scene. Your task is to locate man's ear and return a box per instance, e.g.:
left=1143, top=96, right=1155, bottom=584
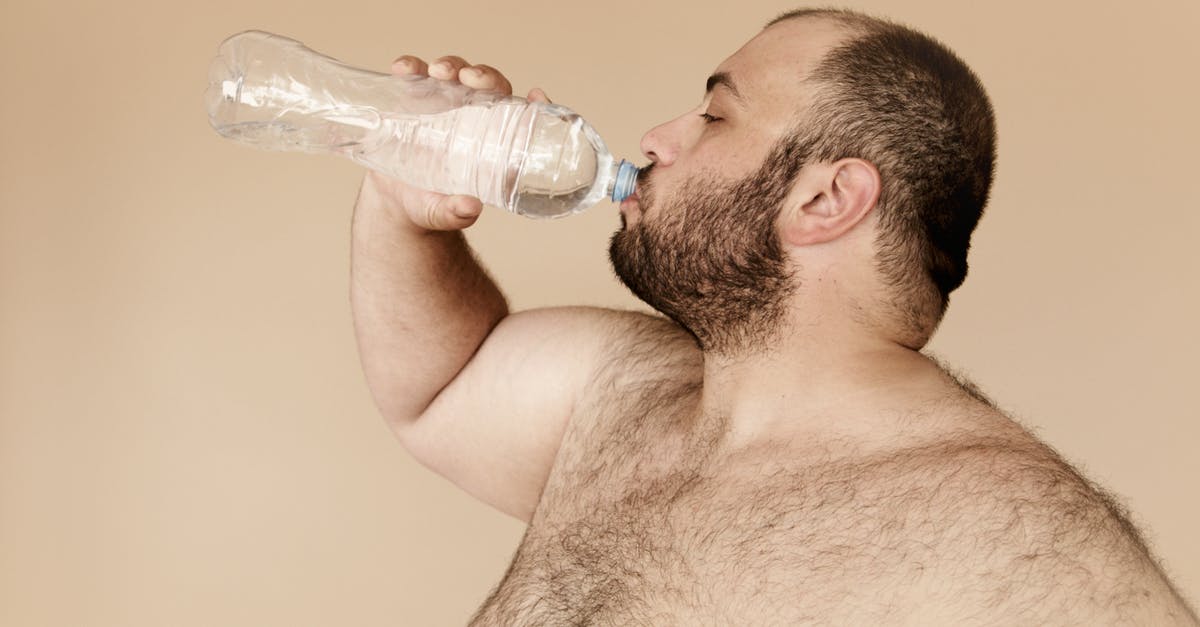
left=779, top=158, right=881, bottom=247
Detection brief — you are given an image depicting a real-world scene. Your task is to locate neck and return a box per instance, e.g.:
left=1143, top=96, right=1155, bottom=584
left=696, top=316, right=956, bottom=454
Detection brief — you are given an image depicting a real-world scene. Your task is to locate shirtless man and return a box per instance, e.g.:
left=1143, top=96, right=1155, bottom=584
left=349, top=8, right=1198, bottom=624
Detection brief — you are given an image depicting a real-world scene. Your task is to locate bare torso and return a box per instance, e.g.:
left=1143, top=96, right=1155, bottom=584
left=468, top=323, right=1193, bottom=625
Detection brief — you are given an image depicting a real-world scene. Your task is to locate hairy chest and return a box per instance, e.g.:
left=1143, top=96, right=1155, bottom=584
left=469, top=384, right=971, bottom=625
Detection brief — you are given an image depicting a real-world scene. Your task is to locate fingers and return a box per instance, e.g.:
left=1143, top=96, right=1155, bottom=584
left=460, top=64, right=512, bottom=96
left=527, top=87, right=552, bottom=104
left=426, top=193, right=484, bottom=230
left=390, top=55, right=428, bottom=76
left=428, top=55, right=470, bottom=80
left=399, top=184, right=483, bottom=231
left=388, top=54, right=516, bottom=97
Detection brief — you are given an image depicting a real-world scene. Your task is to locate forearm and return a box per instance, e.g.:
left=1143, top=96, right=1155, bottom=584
left=349, top=177, right=508, bottom=428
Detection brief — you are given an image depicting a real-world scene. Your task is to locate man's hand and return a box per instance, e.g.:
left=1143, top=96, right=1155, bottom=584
left=359, top=54, right=553, bottom=231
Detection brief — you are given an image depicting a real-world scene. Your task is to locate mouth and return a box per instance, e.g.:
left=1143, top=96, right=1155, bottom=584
left=618, top=192, right=641, bottom=229
left=619, top=192, right=640, bottom=213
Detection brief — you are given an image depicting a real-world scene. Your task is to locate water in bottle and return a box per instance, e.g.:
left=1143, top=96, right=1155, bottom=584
left=205, top=30, right=638, bottom=218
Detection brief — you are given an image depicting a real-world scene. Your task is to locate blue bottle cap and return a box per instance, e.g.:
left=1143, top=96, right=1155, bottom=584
left=611, top=159, right=639, bottom=202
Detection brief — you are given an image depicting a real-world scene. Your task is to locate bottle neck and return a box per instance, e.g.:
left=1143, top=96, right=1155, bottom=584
left=608, top=159, right=638, bottom=202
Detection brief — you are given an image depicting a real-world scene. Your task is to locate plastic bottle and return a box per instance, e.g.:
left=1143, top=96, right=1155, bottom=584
left=205, top=30, right=638, bottom=218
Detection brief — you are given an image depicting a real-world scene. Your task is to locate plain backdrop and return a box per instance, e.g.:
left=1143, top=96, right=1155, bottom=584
left=1, top=0, right=1197, bottom=624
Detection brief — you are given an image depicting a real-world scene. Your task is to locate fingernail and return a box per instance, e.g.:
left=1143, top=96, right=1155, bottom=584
left=454, top=204, right=476, bottom=219
left=464, top=67, right=482, bottom=78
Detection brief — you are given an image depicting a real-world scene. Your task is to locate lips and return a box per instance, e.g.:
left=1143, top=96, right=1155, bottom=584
left=620, top=192, right=640, bottom=212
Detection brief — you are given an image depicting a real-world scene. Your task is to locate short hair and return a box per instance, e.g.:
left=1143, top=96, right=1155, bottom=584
left=767, top=8, right=997, bottom=346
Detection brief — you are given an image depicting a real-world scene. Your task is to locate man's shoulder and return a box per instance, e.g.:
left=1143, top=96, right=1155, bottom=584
left=574, top=308, right=702, bottom=390
left=524, top=306, right=695, bottom=354
left=892, top=428, right=1136, bottom=551
left=878, top=431, right=1196, bottom=623
left=499, top=306, right=699, bottom=382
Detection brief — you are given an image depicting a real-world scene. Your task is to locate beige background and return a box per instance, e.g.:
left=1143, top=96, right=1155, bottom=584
left=1, top=0, right=1197, bottom=624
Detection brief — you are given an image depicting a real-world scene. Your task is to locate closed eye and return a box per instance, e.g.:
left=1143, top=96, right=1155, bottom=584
left=699, top=113, right=722, bottom=124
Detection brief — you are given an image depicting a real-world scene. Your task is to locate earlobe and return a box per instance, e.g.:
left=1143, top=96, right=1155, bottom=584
left=779, top=159, right=880, bottom=248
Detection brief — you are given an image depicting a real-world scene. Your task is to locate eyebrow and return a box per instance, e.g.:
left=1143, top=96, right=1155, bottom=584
left=705, top=72, right=747, bottom=107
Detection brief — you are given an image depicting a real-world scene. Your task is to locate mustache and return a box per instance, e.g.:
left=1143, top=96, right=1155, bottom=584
left=637, top=162, right=655, bottom=185
left=634, top=163, right=655, bottom=201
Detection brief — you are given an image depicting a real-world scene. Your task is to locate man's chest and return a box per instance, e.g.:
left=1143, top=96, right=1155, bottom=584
left=468, top=388, right=961, bottom=625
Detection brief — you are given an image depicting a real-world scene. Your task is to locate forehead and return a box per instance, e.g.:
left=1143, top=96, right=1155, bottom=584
left=713, top=18, right=853, bottom=123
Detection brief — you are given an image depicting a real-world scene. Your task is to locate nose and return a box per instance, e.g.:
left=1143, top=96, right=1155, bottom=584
left=639, top=115, right=689, bottom=167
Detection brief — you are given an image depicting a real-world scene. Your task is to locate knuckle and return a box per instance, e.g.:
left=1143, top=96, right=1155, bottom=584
left=423, top=197, right=441, bottom=226
left=478, top=65, right=509, bottom=84
left=391, top=56, right=427, bottom=76
left=429, top=197, right=458, bottom=228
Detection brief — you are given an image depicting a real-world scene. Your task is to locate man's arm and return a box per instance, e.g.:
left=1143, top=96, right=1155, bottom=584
left=351, top=171, right=580, bottom=522
left=353, top=169, right=666, bottom=521
left=350, top=171, right=507, bottom=429
left=348, top=56, right=664, bottom=522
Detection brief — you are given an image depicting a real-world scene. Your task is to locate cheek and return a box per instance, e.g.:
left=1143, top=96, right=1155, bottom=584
left=677, top=137, right=763, bottom=181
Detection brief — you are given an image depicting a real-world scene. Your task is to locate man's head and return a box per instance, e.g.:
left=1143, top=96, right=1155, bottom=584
left=609, top=8, right=996, bottom=353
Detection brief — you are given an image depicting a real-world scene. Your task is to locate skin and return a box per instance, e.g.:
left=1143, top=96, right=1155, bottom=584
left=350, top=16, right=1199, bottom=624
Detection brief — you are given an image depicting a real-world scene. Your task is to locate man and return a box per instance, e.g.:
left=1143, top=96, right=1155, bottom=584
left=349, top=8, right=1198, bottom=624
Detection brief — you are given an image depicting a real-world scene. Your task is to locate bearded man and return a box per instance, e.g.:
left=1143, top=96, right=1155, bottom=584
left=348, top=8, right=1198, bottom=624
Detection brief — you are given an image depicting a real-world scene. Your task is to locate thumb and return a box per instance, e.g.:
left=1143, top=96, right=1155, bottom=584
left=416, top=190, right=484, bottom=230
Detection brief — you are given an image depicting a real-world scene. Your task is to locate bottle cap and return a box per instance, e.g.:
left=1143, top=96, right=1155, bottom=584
left=611, top=160, right=639, bottom=202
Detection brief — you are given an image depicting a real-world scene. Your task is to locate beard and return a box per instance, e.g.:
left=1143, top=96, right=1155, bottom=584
left=609, top=137, right=807, bottom=356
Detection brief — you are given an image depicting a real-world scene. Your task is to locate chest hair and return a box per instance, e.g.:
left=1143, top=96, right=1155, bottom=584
left=470, top=324, right=1155, bottom=625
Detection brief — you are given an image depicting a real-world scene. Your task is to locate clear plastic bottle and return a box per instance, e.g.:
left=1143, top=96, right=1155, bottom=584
left=205, top=30, right=638, bottom=218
